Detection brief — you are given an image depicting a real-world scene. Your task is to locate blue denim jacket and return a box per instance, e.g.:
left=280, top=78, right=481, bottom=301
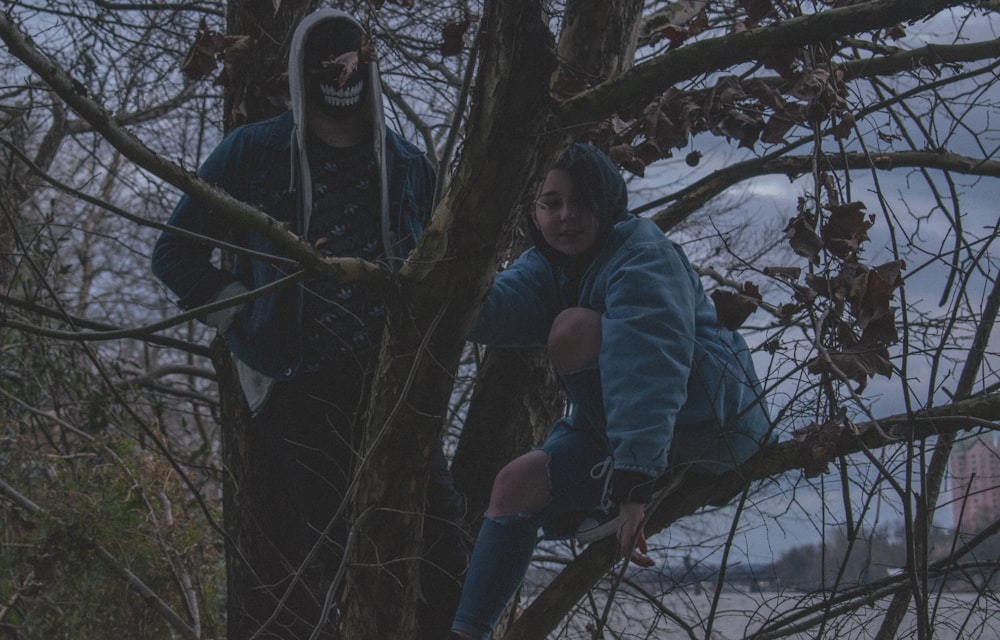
left=472, top=218, right=771, bottom=477
left=151, top=110, right=434, bottom=380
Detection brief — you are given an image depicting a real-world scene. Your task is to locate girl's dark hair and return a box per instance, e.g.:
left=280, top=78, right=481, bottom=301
left=549, top=143, right=628, bottom=236
left=523, top=143, right=629, bottom=276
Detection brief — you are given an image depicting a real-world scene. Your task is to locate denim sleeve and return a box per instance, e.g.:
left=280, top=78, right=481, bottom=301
left=393, top=148, right=436, bottom=258
left=469, top=250, right=559, bottom=348
left=600, top=240, right=698, bottom=478
left=151, top=131, right=245, bottom=311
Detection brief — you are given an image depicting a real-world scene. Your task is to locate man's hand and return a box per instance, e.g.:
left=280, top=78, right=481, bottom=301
left=617, top=502, right=654, bottom=566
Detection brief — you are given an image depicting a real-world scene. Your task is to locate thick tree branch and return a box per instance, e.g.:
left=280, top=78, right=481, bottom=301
left=557, top=0, right=968, bottom=129
left=635, top=151, right=1000, bottom=230
left=0, top=10, right=386, bottom=288
left=838, top=37, right=1000, bottom=81
left=342, top=1, right=562, bottom=635
left=505, top=391, right=1000, bottom=640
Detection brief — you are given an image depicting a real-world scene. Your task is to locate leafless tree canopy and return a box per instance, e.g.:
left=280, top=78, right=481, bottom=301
left=2, top=0, right=1000, bottom=638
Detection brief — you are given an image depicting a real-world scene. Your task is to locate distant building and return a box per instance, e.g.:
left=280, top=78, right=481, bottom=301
left=950, top=434, right=1000, bottom=533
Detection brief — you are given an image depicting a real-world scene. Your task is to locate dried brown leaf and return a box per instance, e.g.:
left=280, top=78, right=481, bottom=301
left=761, top=115, right=796, bottom=144
left=784, top=216, right=823, bottom=263
left=180, top=19, right=224, bottom=81
left=788, top=69, right=831, bottom=101
left=822, top=201, right=873, bottom=259
left=633, top=141, right=663, bottom=168
left=716, top=109, right=762, bottom=149
left=832, top=111, right=856, bottom=141
left=332, top=51, right=359, bottom=86
left=806, top=261, right=868, bottom=304
left=807, top=346, right=893, bottom=391
left=886, top=24, right=907, bottom=40
left=711, top=282, right=760, bottom=330
left=792, top=409, right=846, bottom=477
left=441, top=17, right=473, bottom=57
left=855, top=260, right=904, bottom=344
left=180, top=18, right=254, bottom=86
left=745, top=78, right=786, bottom=112
left=608, top=144, right=646, bottom=177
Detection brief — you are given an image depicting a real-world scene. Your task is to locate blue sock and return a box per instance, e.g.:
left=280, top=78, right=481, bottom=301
left=451, top=514, right=539, bottom=638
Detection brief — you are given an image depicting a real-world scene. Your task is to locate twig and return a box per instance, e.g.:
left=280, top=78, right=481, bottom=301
left=0, top=478, right=199, bottom=640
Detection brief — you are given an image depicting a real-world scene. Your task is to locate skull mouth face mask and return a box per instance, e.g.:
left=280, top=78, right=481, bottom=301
left=303, top=20, right=368, bottom=120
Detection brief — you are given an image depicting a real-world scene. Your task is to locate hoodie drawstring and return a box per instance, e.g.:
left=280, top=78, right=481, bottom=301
left=589, top=456, right=614, bottom=511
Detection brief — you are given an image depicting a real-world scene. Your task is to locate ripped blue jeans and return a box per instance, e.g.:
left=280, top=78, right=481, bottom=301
left=452, top=367, right=612, bottom=639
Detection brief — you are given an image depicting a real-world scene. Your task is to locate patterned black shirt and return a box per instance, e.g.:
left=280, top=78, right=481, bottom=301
left=301, top=140, right=384, bottom=371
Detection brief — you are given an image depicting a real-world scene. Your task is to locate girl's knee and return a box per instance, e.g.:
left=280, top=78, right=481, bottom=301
left=548, top=307, right=602, bottom=373
left=486, top=451, right=550, bottom=517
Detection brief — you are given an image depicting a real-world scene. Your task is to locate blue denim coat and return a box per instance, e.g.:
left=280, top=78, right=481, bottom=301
left=471, top=146, right=770, bottom=479
left=151, top=111, right=434, bottom=380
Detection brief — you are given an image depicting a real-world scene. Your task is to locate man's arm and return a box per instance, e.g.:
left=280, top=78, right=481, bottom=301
left=151, top=132, right=246, bottom=322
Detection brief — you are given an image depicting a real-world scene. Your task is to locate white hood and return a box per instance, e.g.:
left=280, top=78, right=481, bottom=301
left=286, top=9, right=390, bottom=252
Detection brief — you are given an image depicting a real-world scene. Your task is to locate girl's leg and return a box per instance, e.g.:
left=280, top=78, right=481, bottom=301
left=451, top=451, right=549, bottom=639
left=451, top=427, right=612, bottom=638
left=453, top=308, right=605, bottom=638
left=547, top=307, right=601, bottom=374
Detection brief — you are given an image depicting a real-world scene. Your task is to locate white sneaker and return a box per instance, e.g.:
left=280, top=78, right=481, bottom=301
left=575, top=468, right=689, bottom=545
left=575, top=508, right=622, bottom=544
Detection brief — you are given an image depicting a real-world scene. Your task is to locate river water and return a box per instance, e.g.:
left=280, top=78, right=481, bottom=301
left=518, top=579, right=996, bottom=639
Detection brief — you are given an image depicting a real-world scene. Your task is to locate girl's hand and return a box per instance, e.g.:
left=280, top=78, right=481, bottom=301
left=617, top=502, right=654, bottom=566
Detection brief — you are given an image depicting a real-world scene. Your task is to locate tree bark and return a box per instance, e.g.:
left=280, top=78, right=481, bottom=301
left=211, top=338, right=259, bottom=640
left=451, top=348, right=560, bottom=528
left=340, top=0, right=561, bottom=635
left=224, top=0, right=299, bottom=128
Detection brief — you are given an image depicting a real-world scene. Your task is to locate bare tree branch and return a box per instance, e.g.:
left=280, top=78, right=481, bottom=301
left=557, top=0, right=969, bottom=130
left=638, top=150, right=1000, bottom=230
left=0, top=11, right=387, bottom=287
left=506, top=391, right=1000, bottom=640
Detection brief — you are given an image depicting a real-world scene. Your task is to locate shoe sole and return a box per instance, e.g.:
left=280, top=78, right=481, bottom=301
left=575, top=468, right=690, bottom=545
left=575, top=515, right=623, bottom=544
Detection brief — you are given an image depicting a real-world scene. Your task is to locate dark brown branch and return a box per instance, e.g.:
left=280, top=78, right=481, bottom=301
left=0, top=293, right=210, bottom=357
left=505, top=391, right=1000, bottom=640
left=0, top=11, right=386, bottom=288
left=638, top=151, right=1000, bottom=231
left=557, top=0, right=968, bottom=129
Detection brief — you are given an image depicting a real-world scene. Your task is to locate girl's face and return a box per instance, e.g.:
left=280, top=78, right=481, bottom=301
left=532, top=169, right=599, bottom=256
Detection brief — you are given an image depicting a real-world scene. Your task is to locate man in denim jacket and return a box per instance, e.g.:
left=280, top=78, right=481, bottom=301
left=153, top=9, right=466, bottom=639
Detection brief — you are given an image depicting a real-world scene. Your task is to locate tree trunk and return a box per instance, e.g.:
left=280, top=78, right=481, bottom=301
left=217, top=3, right=305, bottom=637
left=225, top=0, right=299, bottom=129
left=552, top=0, right=644, bottom=88
left=211, top=340, right=259, bottom=640
left=452, top=348, right=561, bottom=528
left=340, top=0, right=561, bottom=634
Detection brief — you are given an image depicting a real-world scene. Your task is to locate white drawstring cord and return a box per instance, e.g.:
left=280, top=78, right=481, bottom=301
left=589, top=456, right=614, bottom=511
